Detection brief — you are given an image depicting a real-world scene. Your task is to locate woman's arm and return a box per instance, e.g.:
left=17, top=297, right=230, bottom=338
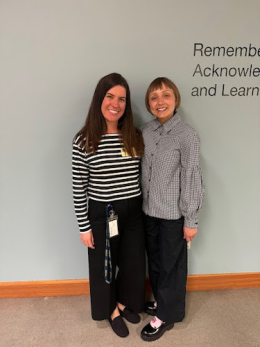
left=72, top=141, right=93, bottom=245
left=179, top=131, right=205, bottom=235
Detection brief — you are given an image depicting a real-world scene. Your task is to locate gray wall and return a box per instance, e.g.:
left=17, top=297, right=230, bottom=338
left=1, top=0, right=259, bottom=282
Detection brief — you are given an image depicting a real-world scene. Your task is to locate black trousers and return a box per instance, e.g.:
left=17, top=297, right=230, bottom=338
left=144, top=215, right=187, bottom=323
left=87, top=196, right=145, bottom=321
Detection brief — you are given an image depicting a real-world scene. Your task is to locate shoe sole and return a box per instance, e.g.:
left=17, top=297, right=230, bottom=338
left=141, top=323, right=174, bottom=342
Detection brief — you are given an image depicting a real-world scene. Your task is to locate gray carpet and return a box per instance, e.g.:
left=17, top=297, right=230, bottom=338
left=0, top=288, right=259, bottom=347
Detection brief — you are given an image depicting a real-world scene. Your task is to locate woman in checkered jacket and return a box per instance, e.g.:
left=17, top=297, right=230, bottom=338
left=140, top=77, right=205, bottom=342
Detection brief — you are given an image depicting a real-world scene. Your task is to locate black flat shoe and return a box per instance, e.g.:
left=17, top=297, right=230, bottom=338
left=144, top=301, right=157, bottom=316
left=141, top=321, right=174, bottom=342
left=108, top=316, right=129, bottom=338
left=119, top=307, right=140, bottom=324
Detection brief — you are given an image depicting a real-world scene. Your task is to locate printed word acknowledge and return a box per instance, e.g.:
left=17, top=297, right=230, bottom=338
left=193, top=64, right=260, bottom=77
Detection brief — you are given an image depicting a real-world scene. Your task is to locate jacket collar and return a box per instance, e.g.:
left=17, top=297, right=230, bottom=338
left=152, top=112, right=181, bottom=132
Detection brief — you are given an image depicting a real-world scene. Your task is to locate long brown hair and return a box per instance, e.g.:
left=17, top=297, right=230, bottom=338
left=75, top=73, right=144, bottom=158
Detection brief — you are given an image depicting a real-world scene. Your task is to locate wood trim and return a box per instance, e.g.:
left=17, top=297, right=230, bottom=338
left=1, top=273, right=259, bottom=299
left=186, top=272, right=260, bottom=291
left=0, top=280, right=90, bottom=299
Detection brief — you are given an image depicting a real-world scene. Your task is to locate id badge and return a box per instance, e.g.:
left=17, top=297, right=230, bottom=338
left=107, top=211, right=119, bottom=238
left=121, top=148, right=137, bottom=157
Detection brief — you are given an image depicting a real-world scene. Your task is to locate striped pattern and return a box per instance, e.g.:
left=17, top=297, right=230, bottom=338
left=72, top=134, right=141, bottom=233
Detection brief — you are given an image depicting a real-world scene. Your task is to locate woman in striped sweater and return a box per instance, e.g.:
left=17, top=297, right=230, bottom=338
left=72, top=73, right=145, bottom=338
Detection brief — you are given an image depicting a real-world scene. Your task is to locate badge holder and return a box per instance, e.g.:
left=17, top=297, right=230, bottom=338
left=107, top=209, right=119, bottom=238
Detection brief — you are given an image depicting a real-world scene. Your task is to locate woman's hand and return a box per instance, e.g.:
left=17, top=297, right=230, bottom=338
left=80, top=231, right=95, bottom=249
left=183, top=226, right=197, bottom=242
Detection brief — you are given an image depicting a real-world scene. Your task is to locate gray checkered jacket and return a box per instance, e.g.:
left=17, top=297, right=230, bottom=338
left=141, top=113, right=205, bottom=228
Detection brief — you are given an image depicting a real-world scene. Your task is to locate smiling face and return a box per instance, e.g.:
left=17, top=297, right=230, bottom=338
left=148, top=84, right=176, bottom=124
left=101, top=85, right=126, bottom=129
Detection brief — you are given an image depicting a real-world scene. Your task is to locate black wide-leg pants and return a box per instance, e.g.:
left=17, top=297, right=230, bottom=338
left=144, top=215, right=187, bottom=323
left=87, top=196, right=145, bottom=321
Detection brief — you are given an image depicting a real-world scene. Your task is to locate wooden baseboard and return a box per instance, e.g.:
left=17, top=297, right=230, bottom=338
left=0, top=280, right=90, bottom=299
left=1, top=273, right=259, bottom=299
left=186, top=272, right=260, bottom=291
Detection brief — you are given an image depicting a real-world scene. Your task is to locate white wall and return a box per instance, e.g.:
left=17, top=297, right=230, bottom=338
left=1, top=0, right=260, bottom=281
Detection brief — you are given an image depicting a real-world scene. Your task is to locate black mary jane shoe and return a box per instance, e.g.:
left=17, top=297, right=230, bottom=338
left=119, top=307, right=140, bottom=324
left=108, top=316, right=129, bottom=338
left=141, top=321, right=174, bottom=342
left=144, top=301, right=157, bottom=316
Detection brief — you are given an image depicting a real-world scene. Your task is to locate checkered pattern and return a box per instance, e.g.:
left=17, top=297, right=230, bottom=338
left=141, top=114, right=205, bottom=228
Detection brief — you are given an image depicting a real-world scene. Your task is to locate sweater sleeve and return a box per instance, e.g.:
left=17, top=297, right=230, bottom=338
left=179, top=131, right=205, bottom=228
left=72, top=141, right=91, bottom=233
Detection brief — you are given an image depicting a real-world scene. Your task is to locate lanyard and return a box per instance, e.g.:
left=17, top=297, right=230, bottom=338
left=104, top=204, right=113, bottom=284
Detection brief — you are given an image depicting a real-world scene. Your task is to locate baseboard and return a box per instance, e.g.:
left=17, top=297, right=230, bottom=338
left=1, top=272, right=259, bottom=299
left=0, top=280, right=90, bottom=299
left=186, top=272, right=260, bottom=291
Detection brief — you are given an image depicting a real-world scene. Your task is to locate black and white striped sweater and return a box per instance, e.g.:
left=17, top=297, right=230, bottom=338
left=72, top=134, right=141, bottom=233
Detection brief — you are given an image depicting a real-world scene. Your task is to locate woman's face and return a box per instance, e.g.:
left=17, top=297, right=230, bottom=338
left=148, top=84, right=176, bottom=124
left=101, top=85, right=126, bottom=127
